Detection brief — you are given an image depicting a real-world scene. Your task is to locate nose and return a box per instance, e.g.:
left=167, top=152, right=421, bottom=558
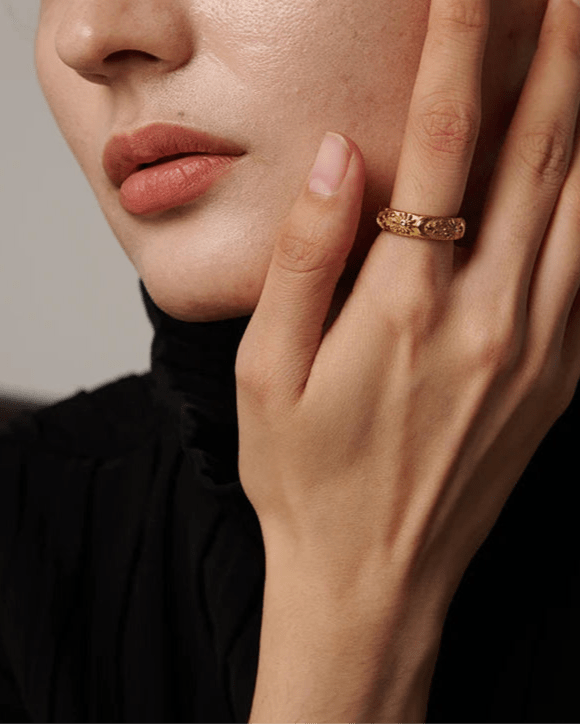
left=54, top=0, right=194, bottom=84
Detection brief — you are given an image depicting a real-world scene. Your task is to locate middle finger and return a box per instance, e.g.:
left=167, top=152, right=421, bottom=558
left=366, top=0, right=489, bottom=291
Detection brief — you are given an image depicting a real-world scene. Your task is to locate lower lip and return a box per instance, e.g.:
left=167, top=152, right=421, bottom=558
left=119, top=154, right=240, bottom=215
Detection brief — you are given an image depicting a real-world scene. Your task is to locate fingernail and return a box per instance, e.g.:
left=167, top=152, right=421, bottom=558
left=308, top=132, right=351, bottom=197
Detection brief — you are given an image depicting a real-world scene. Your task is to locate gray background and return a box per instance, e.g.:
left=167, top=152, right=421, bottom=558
left=1, top=1, right=152, bottom=407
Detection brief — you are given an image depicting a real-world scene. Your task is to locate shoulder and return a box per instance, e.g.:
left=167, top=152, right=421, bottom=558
left=0, top=372, right=165, bottom=461
left=0, top=374, right=178, bottom=723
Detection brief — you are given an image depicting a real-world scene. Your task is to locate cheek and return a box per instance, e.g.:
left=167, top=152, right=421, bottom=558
left=200, top=0, right=429, bottom=134
left=219, top=0, right=429, bottom=210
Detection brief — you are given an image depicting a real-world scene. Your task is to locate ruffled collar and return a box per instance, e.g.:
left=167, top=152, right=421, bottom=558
left=140, top=279, right=252, bottom=489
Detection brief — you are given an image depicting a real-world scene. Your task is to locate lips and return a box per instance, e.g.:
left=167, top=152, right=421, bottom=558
left=103, top=123, right=246, bottom=188
left=102, top=123, right=246, bottom=215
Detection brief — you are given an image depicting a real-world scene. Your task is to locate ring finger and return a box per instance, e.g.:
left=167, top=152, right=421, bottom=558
left=464, top=0, right=580, bottom=309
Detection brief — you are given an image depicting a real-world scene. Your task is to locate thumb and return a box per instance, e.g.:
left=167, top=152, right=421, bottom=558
left=236, top=131, right=365, bottom=404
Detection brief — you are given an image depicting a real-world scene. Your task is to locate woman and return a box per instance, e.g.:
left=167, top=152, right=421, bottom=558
left=2, top=0, right=580, bottom=720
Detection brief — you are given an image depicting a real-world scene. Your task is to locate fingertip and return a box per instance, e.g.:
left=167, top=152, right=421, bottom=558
left=308, top=132, right=354, bottom=197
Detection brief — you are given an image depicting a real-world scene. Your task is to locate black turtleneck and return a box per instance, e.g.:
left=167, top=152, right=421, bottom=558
left=142, top=279, right=251, bottom=493
left=1, top=279, right=580, bottom=722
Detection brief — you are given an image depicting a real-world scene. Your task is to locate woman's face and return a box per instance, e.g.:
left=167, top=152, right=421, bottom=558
left=35, top=0, right=541, bottom=321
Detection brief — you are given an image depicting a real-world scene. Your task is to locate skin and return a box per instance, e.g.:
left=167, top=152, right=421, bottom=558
left=35, top=0, right=546, bottom=323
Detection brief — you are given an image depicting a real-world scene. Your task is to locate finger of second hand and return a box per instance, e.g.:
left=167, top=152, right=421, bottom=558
left=463, top=0, right=580, bottom=313
left=534, top=115, right=580, bottom=381
left=365, top=0, right=489, bottom=293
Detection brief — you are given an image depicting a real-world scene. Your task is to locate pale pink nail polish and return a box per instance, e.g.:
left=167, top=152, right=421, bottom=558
left=308, top=132, right=351, bottom=197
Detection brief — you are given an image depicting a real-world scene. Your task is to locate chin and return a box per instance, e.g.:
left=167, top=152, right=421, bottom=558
left=138, top=260, right=261, bottom=323
left=97, top=164, right=289, bottom=323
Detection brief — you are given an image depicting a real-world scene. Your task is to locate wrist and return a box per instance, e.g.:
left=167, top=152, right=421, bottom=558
left=262, top=526, right=455, bottom=630
left=250, top=549, right=448, bottom=722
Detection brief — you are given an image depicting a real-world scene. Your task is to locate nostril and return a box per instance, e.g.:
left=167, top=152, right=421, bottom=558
left=104, top=49, right=160, bottom=65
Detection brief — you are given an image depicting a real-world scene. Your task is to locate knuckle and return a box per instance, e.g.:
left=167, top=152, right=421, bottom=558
left=276, top=219, right=333, bottom=275
left=476, top=336, right=517, bottom=374
left=386, top=287, right=446, bottom=338
left=235, top=344, right=281, bottom=406
left=436, top=0, right=489, bottom=33
left=466, top=315, right=523, bottom=374
left=413, top=94, right=480, bottom=158
left=516, top=122, right=572, bottom=190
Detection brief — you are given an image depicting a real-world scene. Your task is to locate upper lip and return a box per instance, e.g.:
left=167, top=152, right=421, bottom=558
left=103, top=122, right=246, bottom=187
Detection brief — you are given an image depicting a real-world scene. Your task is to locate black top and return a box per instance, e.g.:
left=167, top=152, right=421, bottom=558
left=1, top=280, right=579, bottom=723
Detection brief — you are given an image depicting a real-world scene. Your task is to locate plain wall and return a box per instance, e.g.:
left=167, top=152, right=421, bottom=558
left=0, top=1, right=152, bottom=406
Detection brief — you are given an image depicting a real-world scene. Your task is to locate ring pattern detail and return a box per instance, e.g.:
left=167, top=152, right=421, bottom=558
left=376, top=208, right=466, bottom=242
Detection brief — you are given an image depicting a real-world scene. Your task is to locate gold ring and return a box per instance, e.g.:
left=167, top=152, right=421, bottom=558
left=376, top=207, right=466, bottom=242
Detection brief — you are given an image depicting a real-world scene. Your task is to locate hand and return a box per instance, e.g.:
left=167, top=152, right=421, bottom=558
left=235, top=0, right=580, bottom=607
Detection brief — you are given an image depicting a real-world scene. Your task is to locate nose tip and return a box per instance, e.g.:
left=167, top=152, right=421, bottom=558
left=54, top=2, right=194, bottom=83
